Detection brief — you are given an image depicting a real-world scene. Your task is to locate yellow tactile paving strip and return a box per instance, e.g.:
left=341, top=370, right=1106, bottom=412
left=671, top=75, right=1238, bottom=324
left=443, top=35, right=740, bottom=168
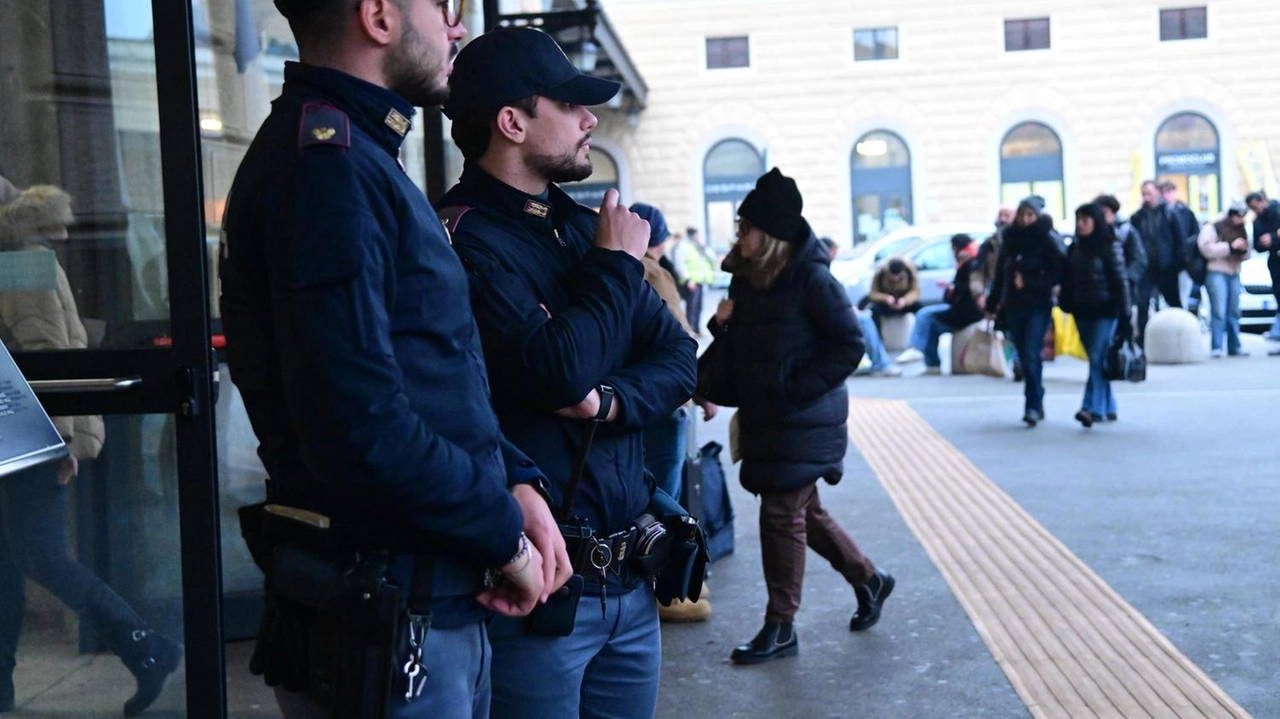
left=848, top=399, right=1251, bottom=719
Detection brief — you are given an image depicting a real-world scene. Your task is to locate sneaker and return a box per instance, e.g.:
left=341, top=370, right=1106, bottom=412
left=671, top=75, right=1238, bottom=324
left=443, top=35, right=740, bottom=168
left=1210, top=349, right=1225, bottom=359
left=895, top=348, right=924, bottom=364
left=869, top=366, right=903, bottom=377
left=924, top=366, right=942, bottom=376
left=731, top=622, right=798, bottom=665
left=850, top=569, right=895, bottom=631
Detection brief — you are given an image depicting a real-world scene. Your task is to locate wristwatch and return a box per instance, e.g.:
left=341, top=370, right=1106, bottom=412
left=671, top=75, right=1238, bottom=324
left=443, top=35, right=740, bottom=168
left=594, top=383, right=616, bottom=422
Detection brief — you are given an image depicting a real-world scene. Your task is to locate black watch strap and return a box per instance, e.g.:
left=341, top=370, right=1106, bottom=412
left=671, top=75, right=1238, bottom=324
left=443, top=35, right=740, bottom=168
left=594, top=384, right=615, bottom=422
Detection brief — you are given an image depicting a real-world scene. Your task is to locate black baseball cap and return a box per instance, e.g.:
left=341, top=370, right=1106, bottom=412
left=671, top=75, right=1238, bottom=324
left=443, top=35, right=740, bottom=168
left=443, top=27, right=621, bottom=118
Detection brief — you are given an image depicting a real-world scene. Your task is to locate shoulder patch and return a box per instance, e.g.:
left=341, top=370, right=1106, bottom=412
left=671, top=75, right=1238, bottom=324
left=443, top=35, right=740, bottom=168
left=438, top=205, right=476, bottom=240
left=298, top=102, right=351, bottom=151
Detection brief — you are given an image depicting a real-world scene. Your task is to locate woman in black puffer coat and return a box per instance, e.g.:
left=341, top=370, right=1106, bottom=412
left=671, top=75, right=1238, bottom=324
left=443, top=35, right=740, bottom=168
left=1060, top=203, right=1130, bottom=427
left=705, top=169, right=894, bottom=666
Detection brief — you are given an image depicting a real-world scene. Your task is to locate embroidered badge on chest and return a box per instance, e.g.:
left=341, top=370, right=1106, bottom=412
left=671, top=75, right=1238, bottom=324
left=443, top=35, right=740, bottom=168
left=523, top=199, right=551, bottom=218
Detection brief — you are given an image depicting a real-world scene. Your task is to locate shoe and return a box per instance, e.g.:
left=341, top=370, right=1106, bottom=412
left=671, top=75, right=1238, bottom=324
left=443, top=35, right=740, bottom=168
left=120, top=630, right=182, bottom=717
left=895, top=348, right=924, bottom=364
left=1262, top=332, right=1280, bottom=341
left=1210, top=349, right=1225, bottom=359
left=1106, top=413, right=1118, bottom=422
left=1022, top=409, right=1042, bottom=427
left=1012, top=365, right=1023, bottom=382
left=1074, top=409, right=1094, bottom=428
left=850, top=569, right=895, bottom=631
left=658, top=596, right=712, bottom=623
left=731, top=623, right=798, bottom=665
left=1270, top=348, right=1280, bottom=356
left=869, top=366, right=903, bottom=377
left=1228, top=350, right=1250, bottom=357
left=924, top=366, right=942, bottom=376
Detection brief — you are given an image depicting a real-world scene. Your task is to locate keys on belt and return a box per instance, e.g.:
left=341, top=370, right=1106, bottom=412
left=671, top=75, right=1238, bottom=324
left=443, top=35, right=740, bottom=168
left=568, top=527, right=635, bottom=619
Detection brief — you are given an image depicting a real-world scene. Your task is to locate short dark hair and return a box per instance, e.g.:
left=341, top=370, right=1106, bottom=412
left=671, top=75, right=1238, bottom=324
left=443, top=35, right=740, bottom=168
left=1157, top=180, right=1178, bottom=194
left=289, top=0, right=397, bottom=54
left=450, top=96, right=540, bottom=162
left=1245, top=191, right=1267, bottom=205
left=1141, top=179, right=1159, bottom=191
left=887, top=258, right=906, bottom=274
left=950, top=234, right=973, bottom=251
left=1094, top=194, right=1121, bottom=213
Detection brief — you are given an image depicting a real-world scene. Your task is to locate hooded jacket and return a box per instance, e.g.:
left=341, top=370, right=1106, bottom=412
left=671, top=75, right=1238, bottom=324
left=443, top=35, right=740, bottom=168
left=989, top=214, right=1065, bottom=313
left=868, top=259, right=920, bottom=307
left=1061, top=229, right=1130, bottom=323
left=1197, top=216, right=1250, bottom=276
left=709, top=230, right=865, bottom=494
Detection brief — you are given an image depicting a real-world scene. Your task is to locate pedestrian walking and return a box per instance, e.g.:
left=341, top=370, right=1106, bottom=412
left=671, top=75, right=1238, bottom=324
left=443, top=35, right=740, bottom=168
left=439, top=27, right=697, bottom=718
left=219, top=4, right=569, bottom=717
left=1094, top=194, right=1149, bottom=336
left=988, top=196, right=1066, bottom=427
left=707, top=168, right=894, bottom=666
left=1197, top=203, right=1252, bottom=358
left=1060, top=203, right=1130, bottom=427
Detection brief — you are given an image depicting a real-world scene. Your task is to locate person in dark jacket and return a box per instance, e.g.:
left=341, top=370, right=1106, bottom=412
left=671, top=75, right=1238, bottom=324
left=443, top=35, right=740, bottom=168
left=1095, top=194, right=1148, bottom=331
left=707, top=168, right=893, bottom=666
left=438, top=27, right=697, bottom=719
left=1246, top=191, right=1280, bottom=343
left=896, top=234, right=984, bottom=373
left=988, top=195, right=1065, bottom=426
left=1160, top=181, right=1203, bottom=313
left=1061, top=203, right=1130, bottom=427
left=1130, top=180, right=1184, bottom=342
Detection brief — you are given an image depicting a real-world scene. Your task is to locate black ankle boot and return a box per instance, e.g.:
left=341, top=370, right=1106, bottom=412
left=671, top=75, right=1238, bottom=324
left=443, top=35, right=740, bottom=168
left=730, top=622, right=798, bottom=665
left=119, top=629, right=182, bottom=717
left=851, top=569, right=895, bottom=631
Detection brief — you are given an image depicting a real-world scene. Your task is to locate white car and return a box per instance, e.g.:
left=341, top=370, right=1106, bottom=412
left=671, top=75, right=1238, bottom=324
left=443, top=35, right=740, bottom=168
left=1238, top=256, right=1277, bottom=331
left=833, top=223, right=993, bottom=305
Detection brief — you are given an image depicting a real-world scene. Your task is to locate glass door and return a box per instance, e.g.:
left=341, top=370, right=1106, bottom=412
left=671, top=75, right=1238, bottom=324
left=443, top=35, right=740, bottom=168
left=0, top=1, right=222, bottom=717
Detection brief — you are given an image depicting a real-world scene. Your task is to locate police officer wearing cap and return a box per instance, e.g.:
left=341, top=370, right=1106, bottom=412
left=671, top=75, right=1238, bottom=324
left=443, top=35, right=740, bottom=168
left=219, top=2, right=572, bottom=717
left=437, top=26, right=697, bottom=719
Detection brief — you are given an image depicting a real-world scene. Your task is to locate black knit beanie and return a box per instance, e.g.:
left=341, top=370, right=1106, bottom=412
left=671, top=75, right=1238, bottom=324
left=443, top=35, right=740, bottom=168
left=737, top=168, right=807, bottom=243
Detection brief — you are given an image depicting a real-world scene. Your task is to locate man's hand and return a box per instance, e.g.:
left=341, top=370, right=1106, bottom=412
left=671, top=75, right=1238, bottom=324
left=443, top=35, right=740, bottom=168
left=1260, top=233, right=1273, bottom=250
left=686, top=281, right=697, bottom=292
left=715, top=299, right=734, bottom=324
left=511, top=484, right=572, bottom=602
left=595, top=189, right=649, bottom=260
left=1231, top=238, right=1248, bottom=253
left=555, top=388, right=620, bottom=422
left=57, top=455, right=78, bottom=486
left=476, top=538, right=545, bottom=618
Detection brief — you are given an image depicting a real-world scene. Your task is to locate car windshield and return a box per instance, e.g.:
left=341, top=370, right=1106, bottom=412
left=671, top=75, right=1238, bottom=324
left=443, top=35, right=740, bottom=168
left=874, top=237, right=922, bottom=262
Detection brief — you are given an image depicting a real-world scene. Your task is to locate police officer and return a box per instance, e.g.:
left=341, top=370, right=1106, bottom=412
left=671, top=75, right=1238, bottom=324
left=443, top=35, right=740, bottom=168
left=437, top=27, right=697, bottom=719
left=219, top=1, right=571, bottom=717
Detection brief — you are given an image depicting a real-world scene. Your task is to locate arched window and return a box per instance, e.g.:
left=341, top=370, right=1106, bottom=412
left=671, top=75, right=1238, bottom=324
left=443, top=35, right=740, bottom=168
left=1000, top=122, right=1065, bottom=221
left=703, top=139, right=765, bottom=252
left=850, top=130, right=912, bottom=244
left=1155, top=112, right=1221, bottom=221
left=562, top=148, right=620, bottom=208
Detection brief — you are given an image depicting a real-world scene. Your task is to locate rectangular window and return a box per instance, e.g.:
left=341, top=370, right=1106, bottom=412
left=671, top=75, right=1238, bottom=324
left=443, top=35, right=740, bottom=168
left=854, top=27, right=899, bottom=61
left=706, top=36, right=750, bottom=69
left=1004, top=18, right=1051, bottom=51
left=1160, top=7, right=1208, bottom=41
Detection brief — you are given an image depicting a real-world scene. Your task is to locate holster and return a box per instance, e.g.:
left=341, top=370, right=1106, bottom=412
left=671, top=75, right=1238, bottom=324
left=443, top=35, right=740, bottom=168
left=239, top=501, right=421, bottom=719
left=647, top=487, right=709, bottom=606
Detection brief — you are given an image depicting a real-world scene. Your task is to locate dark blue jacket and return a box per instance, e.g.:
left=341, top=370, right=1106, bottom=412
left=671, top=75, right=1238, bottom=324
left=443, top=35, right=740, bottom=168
left=438, top=166, right=697, bottom=536
left=219, top=64, right=540, bottom=626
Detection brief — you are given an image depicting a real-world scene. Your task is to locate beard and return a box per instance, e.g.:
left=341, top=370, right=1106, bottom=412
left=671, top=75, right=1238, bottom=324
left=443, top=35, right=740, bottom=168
left=384, top=20, right=451, bottom=108
left=529, top=140, right=593, bottom=184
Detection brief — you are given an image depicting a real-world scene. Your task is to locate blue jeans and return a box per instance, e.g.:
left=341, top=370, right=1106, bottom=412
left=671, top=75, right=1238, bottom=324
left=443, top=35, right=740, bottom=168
left=908, top=304, right=953, bottom=368
left=643, top=408, right=687, bottom=502
left=488, top=584, right=661, bottom=719
left=1205, top=271, right=1242, bottom=353
left=276, top=621, right=492, bottom=719
left=857, top=312, right=891, bottom=371
left=0, top=462, right=149, bottom=681
left=1075, top=318, right=1118, bottom=417
left=1003, top=307, right=1053, bottom=413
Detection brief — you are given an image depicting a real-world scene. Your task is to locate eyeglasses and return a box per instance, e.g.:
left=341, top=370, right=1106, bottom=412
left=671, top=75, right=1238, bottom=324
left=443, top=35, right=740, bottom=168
left=438, top=0, right=465, bottom=27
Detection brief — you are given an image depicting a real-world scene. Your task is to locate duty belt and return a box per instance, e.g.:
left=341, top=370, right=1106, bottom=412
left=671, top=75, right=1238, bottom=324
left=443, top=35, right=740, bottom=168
left=566, top=526, right=639, bottom=578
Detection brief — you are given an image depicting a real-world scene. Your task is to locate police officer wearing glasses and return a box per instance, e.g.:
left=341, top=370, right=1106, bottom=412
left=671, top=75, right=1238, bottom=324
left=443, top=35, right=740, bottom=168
left=437, top=27, right=697, bottom=719
left=219, top=1, right=573, bottom=717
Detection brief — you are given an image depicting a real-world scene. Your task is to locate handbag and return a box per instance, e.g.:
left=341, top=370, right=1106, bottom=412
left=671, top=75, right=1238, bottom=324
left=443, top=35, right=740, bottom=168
left=1106, top=335, right=1147, bottom=383
left=695, top=336, right=738, bottom=407
left=958, top=322, right=1009, bottom=378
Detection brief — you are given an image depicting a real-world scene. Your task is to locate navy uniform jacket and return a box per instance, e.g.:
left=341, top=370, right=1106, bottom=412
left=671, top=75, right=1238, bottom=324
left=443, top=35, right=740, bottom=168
left=438, top=166, right=697, bottom=537
left=219, top=63, right=541, bottom=626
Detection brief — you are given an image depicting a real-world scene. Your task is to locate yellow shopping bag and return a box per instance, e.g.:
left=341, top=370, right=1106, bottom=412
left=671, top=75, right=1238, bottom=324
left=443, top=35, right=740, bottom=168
left=1053, top=307, right=1087, bottom=361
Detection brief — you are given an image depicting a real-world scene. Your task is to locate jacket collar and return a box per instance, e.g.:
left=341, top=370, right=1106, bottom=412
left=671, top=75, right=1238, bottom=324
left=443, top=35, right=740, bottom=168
left=458, top=163, right=581, bottom=230
left=282, top=62, right=415, bottom=158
